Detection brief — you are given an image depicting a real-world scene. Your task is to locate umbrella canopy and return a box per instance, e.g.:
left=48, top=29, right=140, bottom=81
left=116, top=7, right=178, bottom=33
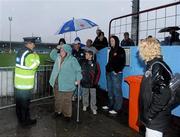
left=56, top=18, right=98, bottom=34
left=159, top=26, right=180, bottom=33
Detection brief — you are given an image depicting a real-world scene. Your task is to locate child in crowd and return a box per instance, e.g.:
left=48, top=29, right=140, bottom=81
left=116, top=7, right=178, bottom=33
left=81, top=50, right=101, bottom=115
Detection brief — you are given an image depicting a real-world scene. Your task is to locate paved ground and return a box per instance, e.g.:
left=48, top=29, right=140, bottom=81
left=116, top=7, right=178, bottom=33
left=0, top=98, right=179, bottom=137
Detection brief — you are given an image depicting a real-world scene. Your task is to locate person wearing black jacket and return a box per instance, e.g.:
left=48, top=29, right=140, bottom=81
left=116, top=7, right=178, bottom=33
left=72, top=39, right=85, bottom=101
left=93, top=31, right=108, bottom=51
left=169, top=30, right=180, bottom=45
left=138, top=37, right=172, bottom=137
left=121, top=32, right=135, bottom=46
left=81, top=50, right=101, bottom=115
left=72, top=40, right=85, bottom=66
left=103, top=35, right=126, bottom=115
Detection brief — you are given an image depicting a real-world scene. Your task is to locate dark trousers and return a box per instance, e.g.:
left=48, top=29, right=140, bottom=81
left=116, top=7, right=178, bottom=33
left=15, top=88, right=32, bottom=123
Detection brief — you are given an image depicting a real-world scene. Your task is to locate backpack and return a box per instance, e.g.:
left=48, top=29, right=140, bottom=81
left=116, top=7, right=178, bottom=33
left=146, top=61, right=180, bottom=110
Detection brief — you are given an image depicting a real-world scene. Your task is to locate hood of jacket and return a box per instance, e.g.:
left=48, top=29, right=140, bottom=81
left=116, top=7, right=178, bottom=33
left=61, top=44, right=72, bottom=55
left=110, top=35, right=120, bottom=50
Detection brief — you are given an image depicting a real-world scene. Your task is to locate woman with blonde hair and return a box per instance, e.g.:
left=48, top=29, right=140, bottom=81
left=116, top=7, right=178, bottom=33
left=138, top=37, right=172, bottom=137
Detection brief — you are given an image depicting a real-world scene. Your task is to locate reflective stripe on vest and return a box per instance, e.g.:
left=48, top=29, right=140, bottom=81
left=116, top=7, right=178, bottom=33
left=15, top=74, right=34, bottom=79
left=29, top=61, right=39, bottom=69
left=15, top=85, right=34, bottom=90
left=21, top=50, right=29, bottom=66
left=16, top=50, right=31, bottom=70
left=16, top=62, right=39, bottom=70
left=16, top=64, right=31, bottom=70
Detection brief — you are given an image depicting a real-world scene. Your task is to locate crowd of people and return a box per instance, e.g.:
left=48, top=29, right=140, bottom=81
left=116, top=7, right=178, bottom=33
left=13, top=28, right=128, bottom=126
left=161, top=29, right=180, bottom=45
left=13, top=28, right=180, bottom=137
left=50, top=29, right=129, bottom=117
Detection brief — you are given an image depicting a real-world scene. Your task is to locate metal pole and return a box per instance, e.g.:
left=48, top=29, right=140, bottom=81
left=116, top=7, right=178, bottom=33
left=70, top=32, right=71, bottom=43
left=76, top=85, right=80, bottom=122
left=75, top=31, right=77, bottom=37
left=8, top=17, right=12, bottom=53
left=131, top=0, right=139, bottom=45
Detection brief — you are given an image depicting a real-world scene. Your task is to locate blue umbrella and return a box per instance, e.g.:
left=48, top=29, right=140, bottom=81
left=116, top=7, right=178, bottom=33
left=56, top=18, right=98, bottom=34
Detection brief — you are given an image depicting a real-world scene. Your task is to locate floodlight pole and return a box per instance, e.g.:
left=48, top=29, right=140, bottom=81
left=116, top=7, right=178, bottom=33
left=131, top=0, right=139, bottom=45
left=8, top=17, right=12, bottom=53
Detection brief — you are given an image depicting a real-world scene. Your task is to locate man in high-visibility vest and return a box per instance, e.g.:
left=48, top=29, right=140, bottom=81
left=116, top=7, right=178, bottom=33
left=14, top=38, right=40, bottom=126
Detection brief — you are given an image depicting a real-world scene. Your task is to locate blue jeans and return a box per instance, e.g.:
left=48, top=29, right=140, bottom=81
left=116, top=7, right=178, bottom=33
left=106, top=72, right=123, bottom=111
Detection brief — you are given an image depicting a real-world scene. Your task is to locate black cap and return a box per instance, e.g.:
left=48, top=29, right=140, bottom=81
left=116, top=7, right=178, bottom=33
left=23, top=37, right=37, bottom=44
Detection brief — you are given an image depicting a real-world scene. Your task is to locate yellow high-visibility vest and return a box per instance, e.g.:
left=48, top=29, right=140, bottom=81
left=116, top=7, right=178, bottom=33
left=14, top=48, right=40, bottom=90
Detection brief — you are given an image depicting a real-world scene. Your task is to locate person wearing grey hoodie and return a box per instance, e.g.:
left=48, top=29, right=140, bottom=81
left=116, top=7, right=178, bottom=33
left=49, top=44, right=82, bottom=120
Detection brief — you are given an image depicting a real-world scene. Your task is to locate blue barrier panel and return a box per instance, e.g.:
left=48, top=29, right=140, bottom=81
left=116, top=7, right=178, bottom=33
left=96, top=48, right=108, bottom=91
left=161, top=46, right=180, bottom=116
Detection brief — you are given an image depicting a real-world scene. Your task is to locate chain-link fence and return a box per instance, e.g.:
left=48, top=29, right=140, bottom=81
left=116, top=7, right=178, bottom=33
left=109, top=1, right=180, bottom=45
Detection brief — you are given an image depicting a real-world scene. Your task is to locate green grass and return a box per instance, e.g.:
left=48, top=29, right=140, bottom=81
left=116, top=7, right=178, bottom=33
left=0, top=53, right=16, bottom=67
left=0, top=53, right=52, bottom=67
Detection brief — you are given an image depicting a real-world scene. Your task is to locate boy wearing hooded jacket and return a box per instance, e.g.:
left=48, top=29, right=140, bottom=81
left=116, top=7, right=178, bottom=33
left=81, top=50, right=101, bottom=115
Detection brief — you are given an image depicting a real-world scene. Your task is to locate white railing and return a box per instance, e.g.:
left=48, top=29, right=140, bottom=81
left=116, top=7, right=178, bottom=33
left=0, top=65, right=53, bottom=109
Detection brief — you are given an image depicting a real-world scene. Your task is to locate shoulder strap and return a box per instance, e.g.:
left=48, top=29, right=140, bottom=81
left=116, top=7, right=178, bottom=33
left=149, top=61, right=173, bottom=78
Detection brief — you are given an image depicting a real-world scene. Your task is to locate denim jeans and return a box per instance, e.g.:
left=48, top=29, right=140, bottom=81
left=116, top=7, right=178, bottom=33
left=106, top=71, right=123, bottom=111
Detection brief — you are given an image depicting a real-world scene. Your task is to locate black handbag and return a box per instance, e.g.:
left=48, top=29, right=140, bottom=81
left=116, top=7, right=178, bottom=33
left=147, top=61, right=180, bottom=109
left=169, top=73, right=180, bottom=92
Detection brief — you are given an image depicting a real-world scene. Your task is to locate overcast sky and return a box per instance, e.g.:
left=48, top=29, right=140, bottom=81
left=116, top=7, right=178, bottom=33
left=0, top=0, right=177, bottom=43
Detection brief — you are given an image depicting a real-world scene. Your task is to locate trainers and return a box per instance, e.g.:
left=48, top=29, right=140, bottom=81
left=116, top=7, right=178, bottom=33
left=83, top=106, right=87, bottom=111
left=102, top=106, right=109, bottom=110
left=92, top=110, right=97, bottom=115
left=109, top=110, right=117, bottom=115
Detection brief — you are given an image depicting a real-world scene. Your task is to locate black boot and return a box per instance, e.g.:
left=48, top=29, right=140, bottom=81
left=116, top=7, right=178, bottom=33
left=22, top=119, right=37, bottom=126
left=27, top=119, right=37, bottom=125
left=64, top=117, right=71, bottom=122
left=52, top=112, right=62, bottom=119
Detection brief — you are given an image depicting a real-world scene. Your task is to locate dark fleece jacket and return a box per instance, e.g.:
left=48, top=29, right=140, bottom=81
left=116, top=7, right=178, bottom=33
left=106, top=35, right=126, bottom=73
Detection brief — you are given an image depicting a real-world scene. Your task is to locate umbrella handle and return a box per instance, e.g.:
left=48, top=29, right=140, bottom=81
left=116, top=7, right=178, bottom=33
left=75, top=31, right=77, bottom=37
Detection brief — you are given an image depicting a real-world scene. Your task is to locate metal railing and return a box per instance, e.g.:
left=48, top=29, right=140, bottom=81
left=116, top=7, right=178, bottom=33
left=109, top=1, right=180, bottom=45
left=0, top=65, right=53, bottom=109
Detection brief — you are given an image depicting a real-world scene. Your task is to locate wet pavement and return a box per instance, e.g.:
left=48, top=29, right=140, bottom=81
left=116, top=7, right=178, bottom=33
left=0, top=98, right=179, bottom=137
